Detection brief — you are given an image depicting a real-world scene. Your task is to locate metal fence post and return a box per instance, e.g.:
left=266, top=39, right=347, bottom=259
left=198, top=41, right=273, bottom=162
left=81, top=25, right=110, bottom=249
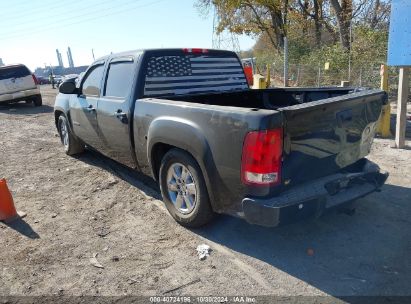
left=317, top=66, right=321, bottom=87
left=266, top=64, right=271, bottom=88
left=283, top=36, right=289, bottom=87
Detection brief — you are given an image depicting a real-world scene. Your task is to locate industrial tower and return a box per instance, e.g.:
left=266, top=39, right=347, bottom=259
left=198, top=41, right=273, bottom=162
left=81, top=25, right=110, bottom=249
left=67, top=47, right=74, bottom=68
left=56, top=49, right=64, bottom=67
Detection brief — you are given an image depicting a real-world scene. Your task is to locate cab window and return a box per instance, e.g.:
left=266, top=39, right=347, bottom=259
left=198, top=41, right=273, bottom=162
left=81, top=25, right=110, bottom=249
left=82, top=65, right=104, bottom=97
left=104, top=60, right=135, bottom=98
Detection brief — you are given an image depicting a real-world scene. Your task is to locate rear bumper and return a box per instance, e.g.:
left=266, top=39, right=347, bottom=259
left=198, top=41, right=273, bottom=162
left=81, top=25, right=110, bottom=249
left=0, top=88, right=40, bottom=103
left=242, top=160, right=388, bottom=227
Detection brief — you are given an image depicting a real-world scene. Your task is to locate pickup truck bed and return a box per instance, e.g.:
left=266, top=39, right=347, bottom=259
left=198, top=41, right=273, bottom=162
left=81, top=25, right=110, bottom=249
left=54, top=48, right=388, bottom=227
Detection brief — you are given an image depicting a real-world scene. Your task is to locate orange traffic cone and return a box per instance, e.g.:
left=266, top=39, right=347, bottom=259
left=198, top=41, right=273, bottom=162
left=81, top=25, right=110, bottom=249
left=0, top=178, right=26, bottom=223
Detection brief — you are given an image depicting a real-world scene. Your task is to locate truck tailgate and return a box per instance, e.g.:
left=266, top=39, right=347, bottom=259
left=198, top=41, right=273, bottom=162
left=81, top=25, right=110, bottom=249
left=280, top=89, right=387, bottom=187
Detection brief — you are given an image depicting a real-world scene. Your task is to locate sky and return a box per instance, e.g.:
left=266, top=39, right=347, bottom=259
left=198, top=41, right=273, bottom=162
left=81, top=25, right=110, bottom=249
left=0, top=0, right=255, bottom=71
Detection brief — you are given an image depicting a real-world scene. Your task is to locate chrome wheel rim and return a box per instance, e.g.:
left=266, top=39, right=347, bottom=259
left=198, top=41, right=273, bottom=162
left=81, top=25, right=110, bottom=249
left=166, top=163, right=197, bottom=214
left=60, top=121, right=69, bottom=148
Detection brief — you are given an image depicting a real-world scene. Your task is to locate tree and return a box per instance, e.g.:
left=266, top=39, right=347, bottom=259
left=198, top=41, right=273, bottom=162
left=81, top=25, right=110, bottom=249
left=296, top=0, right=324, bottom=46
left=197, top=0, right=392, bottom=56
left=329, top=0, right=353, bottom=50
left=328, top=0, right=390, bottom=50
left=197, top=0, right=292, bottom=52
left=358, top=0, right=391, bottom=30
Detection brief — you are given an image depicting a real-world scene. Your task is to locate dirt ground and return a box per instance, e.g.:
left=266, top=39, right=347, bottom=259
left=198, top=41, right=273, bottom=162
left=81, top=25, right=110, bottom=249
left=0, top=86, right=410, bottom=299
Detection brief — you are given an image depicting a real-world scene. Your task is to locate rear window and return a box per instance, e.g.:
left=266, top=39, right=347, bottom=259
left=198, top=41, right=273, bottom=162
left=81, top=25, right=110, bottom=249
left=143, top=54, right=248, bottom=97
left=0, top=65, right=31, bottom=80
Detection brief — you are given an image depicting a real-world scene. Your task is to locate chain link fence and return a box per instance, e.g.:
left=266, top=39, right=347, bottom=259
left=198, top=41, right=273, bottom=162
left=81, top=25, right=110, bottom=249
left=260, top=63, right=410, bottom=101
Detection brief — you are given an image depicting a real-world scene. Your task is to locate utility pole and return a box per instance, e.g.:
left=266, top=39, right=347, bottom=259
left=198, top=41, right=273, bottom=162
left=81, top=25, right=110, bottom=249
left=92, top=49, right=95, bottom=61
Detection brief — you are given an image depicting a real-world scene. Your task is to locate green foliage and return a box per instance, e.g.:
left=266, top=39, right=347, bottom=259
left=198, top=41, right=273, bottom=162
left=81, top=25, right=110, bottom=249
left=351, top=25, right=388, bottom=67
left=198, top=0, right=391, bottom=88
left=301, top=44, right=349, bottom=70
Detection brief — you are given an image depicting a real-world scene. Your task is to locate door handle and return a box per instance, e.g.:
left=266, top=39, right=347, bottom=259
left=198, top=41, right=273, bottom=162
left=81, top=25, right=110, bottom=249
left=114, top=109, right=128, bottom=124
left=86, top=104, right=96, bottom=112
left=114, top=109, right=126, bottom=116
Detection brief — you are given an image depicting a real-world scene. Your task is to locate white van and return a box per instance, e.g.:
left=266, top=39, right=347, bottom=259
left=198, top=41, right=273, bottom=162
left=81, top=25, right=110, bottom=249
left=0, top=64, right=42, bottom=106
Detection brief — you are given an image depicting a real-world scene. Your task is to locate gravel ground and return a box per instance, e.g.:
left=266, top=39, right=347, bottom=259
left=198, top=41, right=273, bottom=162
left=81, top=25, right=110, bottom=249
left=0, top=86, right=410, bottom=299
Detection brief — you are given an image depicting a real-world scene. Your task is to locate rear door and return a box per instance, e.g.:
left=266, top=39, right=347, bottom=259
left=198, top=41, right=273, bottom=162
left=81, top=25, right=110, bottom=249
left=70, top=62, right=105, bottom=150
left=0, top=65, right=36, bottom=95
left=280, top=89, right=387, bottom=187
left=96, top=56, right=137, bottom=167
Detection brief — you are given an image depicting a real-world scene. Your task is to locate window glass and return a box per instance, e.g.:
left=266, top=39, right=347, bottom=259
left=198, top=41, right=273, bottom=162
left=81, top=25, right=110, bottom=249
left=82, top=65, right=104, bottom=96
left=143, top=54, right=247, bottom=97
left=104, top=61, right=135, bottom=98
left=0, top=65, right=31, bottom=80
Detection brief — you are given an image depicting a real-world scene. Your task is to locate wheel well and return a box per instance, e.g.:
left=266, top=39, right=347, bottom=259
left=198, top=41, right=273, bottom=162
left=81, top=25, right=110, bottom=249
left=151, top=143, right=174, bottom=181
left=54, top=110, right=64, bottom=128
left=151, top=143, right=216, bottom=212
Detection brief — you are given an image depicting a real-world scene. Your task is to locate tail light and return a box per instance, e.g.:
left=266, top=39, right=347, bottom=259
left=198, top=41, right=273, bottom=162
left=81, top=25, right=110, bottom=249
left=32, top=74, right=39, bottom=85
left=182, top=48, right=209, bottom=54
left=241, top=128, right=283, bottom=185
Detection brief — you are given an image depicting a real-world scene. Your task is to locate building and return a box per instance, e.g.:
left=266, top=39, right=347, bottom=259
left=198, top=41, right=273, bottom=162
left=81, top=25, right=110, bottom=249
left=34, top=46, right=87, bottom=77
left=34, top=65, right=88, bottom=78
left=0, top=58, right=4, bottom=67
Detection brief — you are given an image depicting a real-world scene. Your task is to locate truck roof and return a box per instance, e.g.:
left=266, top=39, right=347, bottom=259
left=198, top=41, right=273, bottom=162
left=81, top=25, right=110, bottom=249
left=94, top=48, right=238, bottom=63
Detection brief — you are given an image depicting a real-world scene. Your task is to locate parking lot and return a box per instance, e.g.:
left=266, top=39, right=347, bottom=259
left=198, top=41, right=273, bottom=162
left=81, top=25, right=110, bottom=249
left=0, top=86, right=410, bottom=298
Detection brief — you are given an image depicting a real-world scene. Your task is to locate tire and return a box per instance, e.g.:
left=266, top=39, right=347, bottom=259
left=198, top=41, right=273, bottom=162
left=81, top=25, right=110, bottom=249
left=159, top=148, right=214, bottom=227
left=57, top=115, right=85, bottom=156
left=33, top=95, right=42, bottom=107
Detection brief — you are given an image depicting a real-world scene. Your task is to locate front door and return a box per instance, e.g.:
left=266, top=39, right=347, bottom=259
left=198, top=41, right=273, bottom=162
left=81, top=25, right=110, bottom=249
left=96, top=56, right=137, bottom=167
left=70, top=63, right=105, bottom=150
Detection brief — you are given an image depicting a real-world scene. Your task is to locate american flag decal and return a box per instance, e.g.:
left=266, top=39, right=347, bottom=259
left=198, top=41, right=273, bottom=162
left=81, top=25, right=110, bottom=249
left=144, top=55, right=248, bottom=96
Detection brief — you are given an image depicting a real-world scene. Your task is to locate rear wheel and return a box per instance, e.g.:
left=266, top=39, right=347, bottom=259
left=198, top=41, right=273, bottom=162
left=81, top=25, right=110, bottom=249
left=159, top=149, right=214, bottom=227
left=57, top=115, right=84, bottom=155
left=33, top=95, right=42, bottom=107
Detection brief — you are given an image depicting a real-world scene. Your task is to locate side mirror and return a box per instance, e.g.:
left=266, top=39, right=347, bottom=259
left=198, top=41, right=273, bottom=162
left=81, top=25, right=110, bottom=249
left=59, top=80, right=79, bottom=94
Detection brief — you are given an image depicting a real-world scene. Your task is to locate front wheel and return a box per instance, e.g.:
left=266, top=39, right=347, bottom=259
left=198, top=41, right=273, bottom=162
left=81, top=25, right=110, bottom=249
left=159, top=149, right=214, bottom=227
left=57, top=115, right=84, bottom=155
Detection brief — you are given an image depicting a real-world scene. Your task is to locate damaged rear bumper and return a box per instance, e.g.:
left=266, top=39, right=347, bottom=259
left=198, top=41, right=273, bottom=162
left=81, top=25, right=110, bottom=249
left=242, top=160, right=388, bottom=227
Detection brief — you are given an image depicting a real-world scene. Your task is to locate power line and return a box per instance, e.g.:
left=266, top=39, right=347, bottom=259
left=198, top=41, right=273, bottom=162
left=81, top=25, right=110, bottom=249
left=0, top=0, right=166, bottom=42
left=0, top=0, right=51, bottom=15
left=2, top=0, right=134, bottom=30
left=0, top=0, right=85, bottom=19
left=0, top=0, right=149, bottom=39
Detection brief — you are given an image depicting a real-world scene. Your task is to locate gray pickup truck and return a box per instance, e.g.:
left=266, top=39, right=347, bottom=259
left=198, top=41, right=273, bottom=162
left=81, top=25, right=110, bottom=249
left=54, top=48, right=388, bottom=227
